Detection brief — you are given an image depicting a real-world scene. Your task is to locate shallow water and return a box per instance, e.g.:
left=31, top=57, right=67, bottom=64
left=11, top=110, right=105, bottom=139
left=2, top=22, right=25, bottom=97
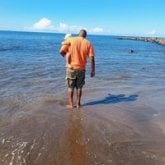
left=0, top=99, right=165, bottom=165
left=0, top=31, right=165, bottom=164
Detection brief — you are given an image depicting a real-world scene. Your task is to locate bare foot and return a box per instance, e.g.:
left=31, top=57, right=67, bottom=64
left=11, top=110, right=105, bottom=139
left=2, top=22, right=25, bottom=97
left=76, top=104, right=82, bottom=109
left=66, top=105, right=74, bottom=109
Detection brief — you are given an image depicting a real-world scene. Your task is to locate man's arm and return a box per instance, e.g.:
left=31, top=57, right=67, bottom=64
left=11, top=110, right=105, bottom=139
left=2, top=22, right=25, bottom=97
left=89, top=56, right=95, bottom=77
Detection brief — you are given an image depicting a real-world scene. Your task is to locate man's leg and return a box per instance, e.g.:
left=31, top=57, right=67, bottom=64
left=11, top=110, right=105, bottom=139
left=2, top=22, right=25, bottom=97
left=76, top=70, right=85, bottom=108
left=67, top=88, right=74, bottom=109
left=76, top=88, right=82, bottom=108
left=66, top=68, right=76, bottom=109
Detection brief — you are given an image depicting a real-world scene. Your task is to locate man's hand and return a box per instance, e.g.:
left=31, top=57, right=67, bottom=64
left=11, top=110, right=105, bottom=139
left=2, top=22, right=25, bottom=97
left=90, top=71, right=95, bottom=77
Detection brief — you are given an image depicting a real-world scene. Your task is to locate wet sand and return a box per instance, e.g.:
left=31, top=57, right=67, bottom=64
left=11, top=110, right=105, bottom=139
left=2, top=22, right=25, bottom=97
left=0, top=85, right=165, bottom=165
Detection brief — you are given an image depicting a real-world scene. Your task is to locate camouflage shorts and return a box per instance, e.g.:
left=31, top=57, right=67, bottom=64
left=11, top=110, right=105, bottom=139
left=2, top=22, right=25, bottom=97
left=66, top=68, right=85, bottom=89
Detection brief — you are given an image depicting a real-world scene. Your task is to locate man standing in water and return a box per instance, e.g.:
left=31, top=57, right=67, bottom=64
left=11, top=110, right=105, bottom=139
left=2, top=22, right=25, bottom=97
left=60, top=29, right=95, bottom=109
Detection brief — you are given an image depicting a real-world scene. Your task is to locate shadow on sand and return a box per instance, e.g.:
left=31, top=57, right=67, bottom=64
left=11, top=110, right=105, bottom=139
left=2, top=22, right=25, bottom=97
left=83, top=94, right=138, bottom=106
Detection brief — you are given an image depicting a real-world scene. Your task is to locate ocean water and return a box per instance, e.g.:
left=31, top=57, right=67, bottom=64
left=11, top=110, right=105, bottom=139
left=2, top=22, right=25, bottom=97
left=0, top=31, right=165, bottom=108
left=1, top=31, right=165, bottom=165
left=0, top=31, right=165, bottom=111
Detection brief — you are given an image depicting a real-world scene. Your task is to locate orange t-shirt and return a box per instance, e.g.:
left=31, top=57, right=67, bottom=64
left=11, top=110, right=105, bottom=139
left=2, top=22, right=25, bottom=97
left=60, top=36, right=95, bottom=70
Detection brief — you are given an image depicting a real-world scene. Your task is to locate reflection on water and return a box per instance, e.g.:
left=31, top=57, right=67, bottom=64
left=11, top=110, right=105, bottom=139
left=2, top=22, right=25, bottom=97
left=67, top=111, right=87, bottom=165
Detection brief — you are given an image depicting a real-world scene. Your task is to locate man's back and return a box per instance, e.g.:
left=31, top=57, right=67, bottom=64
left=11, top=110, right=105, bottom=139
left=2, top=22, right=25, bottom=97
left=69, top=36, right=94, bottom=70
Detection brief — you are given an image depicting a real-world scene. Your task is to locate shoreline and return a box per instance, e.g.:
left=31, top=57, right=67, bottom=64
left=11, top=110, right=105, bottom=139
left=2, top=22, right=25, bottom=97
left=118, top=36, right=165, bottom=46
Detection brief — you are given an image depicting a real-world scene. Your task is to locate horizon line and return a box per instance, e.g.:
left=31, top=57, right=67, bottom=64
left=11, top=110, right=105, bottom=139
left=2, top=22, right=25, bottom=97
left=0, top=29, right=164, bottom=38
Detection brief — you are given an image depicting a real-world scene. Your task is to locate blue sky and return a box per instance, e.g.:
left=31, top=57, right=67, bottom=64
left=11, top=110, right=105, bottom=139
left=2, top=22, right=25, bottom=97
left=0, top=0, right=165, bottom=37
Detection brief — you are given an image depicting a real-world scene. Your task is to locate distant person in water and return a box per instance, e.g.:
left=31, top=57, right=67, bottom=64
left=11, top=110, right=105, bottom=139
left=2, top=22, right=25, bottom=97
left=59, top=29, right=95, bottom=109
left=61, top=33, right=72, bottom=68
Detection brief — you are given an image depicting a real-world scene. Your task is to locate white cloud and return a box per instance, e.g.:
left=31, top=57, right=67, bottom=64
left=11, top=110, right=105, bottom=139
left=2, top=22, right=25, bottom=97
left=33, top=18, right=52, bottom=30
left=150, top=30, right=156, bottom=35
left=59, top=22, right=69, bottom=31
left=147, top=30, right=157, bottom=35
left=90, top=27, right=104, bottom=33
left=56, top=23, right=86, bottom=33
left=26, top=18, right=105, bottom=34
left=69, top=25, right=86, bottom=32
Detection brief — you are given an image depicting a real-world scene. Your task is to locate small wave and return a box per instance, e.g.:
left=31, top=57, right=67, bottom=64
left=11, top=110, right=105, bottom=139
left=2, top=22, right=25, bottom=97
left=0, top=46, right=21, bottom=52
